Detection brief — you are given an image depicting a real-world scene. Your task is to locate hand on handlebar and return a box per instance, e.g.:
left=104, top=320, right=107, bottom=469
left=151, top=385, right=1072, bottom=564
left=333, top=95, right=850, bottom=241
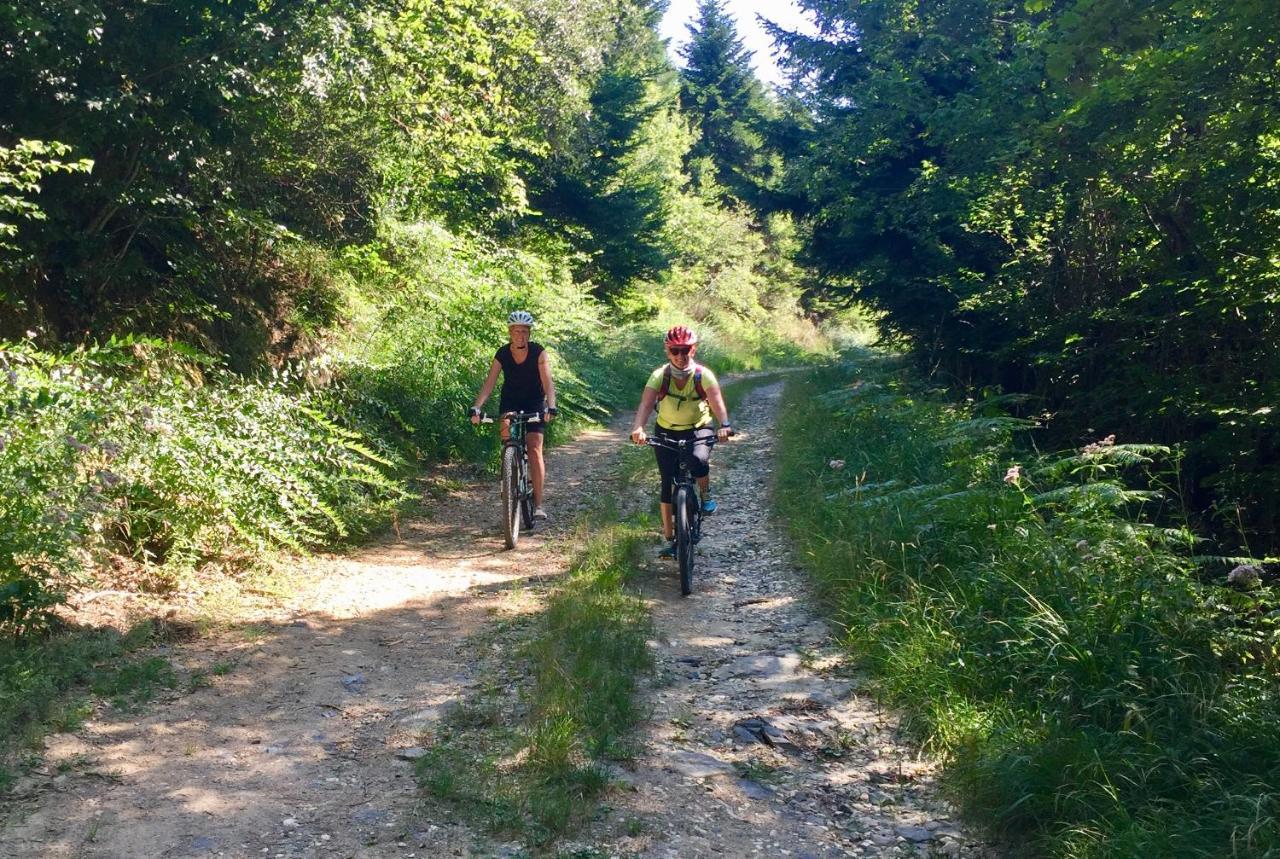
left=630, top=427, right=647, bottom=446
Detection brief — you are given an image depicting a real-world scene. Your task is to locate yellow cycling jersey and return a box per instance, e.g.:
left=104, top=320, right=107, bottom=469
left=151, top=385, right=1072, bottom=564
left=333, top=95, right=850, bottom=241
left=646, top=363, right=719, bottom=430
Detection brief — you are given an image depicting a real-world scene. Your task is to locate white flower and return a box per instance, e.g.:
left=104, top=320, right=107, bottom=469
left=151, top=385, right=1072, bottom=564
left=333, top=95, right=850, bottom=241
left=828, top=459, right=846, bottom=470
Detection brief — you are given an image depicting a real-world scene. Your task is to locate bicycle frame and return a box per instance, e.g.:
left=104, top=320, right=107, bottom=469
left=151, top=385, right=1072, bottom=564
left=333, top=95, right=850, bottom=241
left=646, top=433, right=720, bottom=595
left=480, top=410, right=543, bottom=548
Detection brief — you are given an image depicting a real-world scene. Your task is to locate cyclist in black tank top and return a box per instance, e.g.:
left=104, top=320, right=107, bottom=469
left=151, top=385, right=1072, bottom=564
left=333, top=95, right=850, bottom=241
left=469, top=311, right=559, bottom=520
left=495, top=341, right=546, bottom=413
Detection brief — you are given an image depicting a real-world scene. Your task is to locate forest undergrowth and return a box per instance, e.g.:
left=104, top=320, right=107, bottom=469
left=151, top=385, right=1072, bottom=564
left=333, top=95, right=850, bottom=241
left=776, top=353, right=1280, bottom=857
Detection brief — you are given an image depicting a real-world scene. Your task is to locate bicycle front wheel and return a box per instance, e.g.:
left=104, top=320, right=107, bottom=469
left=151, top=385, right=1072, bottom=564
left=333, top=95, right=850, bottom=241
left=501, top=444, right=521, bottom=549
left=674, top=485, right=695, bottom=596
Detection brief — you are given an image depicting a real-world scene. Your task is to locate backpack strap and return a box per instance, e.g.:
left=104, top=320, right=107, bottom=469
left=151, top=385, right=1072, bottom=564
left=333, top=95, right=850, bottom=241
left=656, top=363, right=706, bottom=402
left=656, top=364, right=673, bottom=401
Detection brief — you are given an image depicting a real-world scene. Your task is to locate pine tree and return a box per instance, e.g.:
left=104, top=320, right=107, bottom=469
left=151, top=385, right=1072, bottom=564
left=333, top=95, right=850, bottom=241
left=678, top=0, right=773, bottom=206
left=528, top=0, right=687, bottom=291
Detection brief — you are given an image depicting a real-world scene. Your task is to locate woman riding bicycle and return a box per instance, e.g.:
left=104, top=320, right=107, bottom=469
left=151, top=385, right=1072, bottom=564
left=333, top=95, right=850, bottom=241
left=629, top=325, right=732, bottom=558
left=470, top=310, right=558, bottom=520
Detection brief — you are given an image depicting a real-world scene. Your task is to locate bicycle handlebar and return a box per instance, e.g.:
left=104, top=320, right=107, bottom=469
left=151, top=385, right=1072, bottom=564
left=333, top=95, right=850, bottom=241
left=641, top=430, right=735, bottom=452
left=474, top=410, right=544, bottom=425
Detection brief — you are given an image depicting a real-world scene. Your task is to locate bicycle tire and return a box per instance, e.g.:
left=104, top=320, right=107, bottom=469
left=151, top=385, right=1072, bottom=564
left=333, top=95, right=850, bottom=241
left=674, top=485, right=694, bottom=596
left=520, top=468, right=535, bottom=530
left=501, top=444, right=521, bottom=549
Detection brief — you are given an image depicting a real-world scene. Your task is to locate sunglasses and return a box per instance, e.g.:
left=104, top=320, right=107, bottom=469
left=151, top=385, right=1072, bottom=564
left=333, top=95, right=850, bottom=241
left=667, top=346, right=692, bottom=355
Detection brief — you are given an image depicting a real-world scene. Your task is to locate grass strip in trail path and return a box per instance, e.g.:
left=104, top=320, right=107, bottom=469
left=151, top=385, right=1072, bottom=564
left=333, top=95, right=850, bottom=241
left=774, top=352, right=1280, bottom=858
left=417, top=514, right=654, bottom=847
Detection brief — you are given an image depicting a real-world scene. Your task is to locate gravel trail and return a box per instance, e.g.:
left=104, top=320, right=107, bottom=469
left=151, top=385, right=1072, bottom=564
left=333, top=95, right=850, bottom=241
left=2, top=379, right=995, bottom=858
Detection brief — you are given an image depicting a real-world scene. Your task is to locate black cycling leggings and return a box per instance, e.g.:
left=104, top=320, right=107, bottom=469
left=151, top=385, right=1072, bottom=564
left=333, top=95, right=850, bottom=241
left=654, top=426, right=714, bottom=504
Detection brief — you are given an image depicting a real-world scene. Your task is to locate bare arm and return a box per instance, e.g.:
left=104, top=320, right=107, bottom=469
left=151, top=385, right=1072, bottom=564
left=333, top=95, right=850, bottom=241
left=470, top=359, right=502, bottom=423
left=705, top=385, right=732, bottom=440
left=538, top=351, right=557, bottom=418
left=630, top=387, right=659, bottom=444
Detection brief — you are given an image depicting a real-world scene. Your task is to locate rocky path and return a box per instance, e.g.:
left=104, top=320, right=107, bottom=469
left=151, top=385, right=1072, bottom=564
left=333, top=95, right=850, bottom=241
left=565, top=378, right=992, bottom=858
left=2, top=378, right=994, bottom=858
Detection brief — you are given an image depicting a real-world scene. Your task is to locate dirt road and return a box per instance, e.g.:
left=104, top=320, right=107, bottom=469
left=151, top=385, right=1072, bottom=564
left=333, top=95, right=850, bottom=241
left=2, top=379, right=992, bottom=858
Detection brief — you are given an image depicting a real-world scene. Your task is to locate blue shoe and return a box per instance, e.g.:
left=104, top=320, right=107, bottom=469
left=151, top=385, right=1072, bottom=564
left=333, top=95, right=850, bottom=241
left=701, top=498, right=718, bottom=515
left=658, top=541, right=676, bottom=559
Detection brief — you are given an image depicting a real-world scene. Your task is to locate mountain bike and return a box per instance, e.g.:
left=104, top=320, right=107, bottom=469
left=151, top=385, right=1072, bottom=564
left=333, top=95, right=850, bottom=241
left=479, top=411, right=543, bottom=549
left=645, top=433, right=731, bottom=596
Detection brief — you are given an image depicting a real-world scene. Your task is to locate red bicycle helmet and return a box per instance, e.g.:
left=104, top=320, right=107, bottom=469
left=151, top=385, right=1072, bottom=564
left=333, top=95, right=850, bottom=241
left=664, top=325, right=698, bottom=346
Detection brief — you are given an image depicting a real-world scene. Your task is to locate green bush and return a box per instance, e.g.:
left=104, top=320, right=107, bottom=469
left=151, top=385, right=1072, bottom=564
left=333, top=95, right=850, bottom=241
left=777, top=352, right=1280, bottom=857
left=0, top=336, right=407, bottom=632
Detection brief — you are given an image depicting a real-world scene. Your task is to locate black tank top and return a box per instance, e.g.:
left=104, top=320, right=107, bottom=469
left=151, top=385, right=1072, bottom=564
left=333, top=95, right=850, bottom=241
left=496, top=342, right=545, bottom=410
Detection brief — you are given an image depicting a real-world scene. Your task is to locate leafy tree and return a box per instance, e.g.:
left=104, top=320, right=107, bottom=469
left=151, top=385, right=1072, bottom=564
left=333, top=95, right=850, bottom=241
left=785, top=0, right=1280, bottom=552
left=0, top=0, right=543, bottom=358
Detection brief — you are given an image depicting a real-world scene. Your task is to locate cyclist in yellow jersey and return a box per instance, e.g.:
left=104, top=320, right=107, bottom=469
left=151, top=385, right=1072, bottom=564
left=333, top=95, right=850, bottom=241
left=629, top=325, right=732, bottom=558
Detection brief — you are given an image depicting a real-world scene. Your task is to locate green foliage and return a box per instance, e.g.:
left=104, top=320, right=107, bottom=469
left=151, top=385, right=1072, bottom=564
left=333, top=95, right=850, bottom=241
left=777, top=354, right=1280, bottom=856
left=335, top=221, right=654, bottom=464
left=528, top=0, right=689, bottom=293
left=0, top=337, right=407, bottom=633
left=785, top=0, right=1280, bottom=552
left=0, top=618, right=160, bottom=767
left=0, top=0, right=544, bottom=353
left=0, top=140, right=93, bottom=274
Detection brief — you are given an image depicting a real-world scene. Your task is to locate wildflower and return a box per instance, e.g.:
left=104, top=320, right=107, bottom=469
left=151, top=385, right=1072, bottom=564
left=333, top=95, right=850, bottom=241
left=100, top=440, right=122, bottom=460
left=1003, top=465, right=1022, bottom=485
left=65, top=435, right=90, bottom=453
left=140, top=406, right=154, bottom=420
left=1227, top=564, right=1263, bottom=589
left=96, top=469, right=122, bottom=488
left=828, top=459, right=846, bottom=470
left=5, top=370, right=16, bottom=386
left=1082, top=434, right=1117, bottom=455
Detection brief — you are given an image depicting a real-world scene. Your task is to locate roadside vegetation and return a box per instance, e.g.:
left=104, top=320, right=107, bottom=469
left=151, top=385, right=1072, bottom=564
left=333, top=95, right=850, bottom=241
left=776, top=354, right=1280, bottom=857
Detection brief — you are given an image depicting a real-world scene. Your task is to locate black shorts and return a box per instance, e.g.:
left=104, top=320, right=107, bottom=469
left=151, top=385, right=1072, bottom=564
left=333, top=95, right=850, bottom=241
left=653, top=425, right=714, bottom=504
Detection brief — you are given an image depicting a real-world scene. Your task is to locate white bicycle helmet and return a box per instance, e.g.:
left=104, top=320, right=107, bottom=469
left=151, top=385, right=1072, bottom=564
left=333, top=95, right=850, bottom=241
left=507, top=310, right=535, bottom=327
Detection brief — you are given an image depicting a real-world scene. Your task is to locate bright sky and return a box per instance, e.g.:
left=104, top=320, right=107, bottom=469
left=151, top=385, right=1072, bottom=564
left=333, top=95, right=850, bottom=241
left=659, top=0, right=818, bottom=89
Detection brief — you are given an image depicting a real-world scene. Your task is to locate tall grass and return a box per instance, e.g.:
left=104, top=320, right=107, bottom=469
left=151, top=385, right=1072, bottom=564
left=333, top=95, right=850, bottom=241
left=776, top=352, right=1280, bottom=857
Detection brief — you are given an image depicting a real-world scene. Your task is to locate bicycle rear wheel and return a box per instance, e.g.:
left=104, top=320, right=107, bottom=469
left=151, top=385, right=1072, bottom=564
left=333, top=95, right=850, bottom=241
left=501, top=444, right=521, bottom=549
left=674, top=485, right=694, bottom=596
